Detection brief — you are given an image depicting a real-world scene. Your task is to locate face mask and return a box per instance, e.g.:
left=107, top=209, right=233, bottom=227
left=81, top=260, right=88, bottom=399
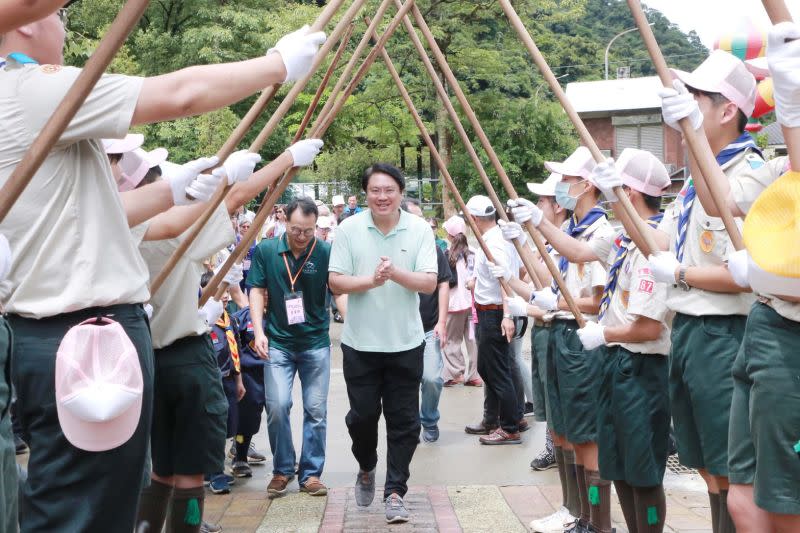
left=555, top=181, right=581, bottom=211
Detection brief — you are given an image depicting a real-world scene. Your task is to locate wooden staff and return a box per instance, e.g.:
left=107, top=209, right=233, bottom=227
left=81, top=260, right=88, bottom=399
left=0, top=0, right=151, bottom=223
left=624, top=0, right=745, bottom=250
left=497, top=0, right=657, bottom=262
left=377, top=37, right=516, bottom=304
left=149, top=0, right=363, bottom=296
left=389, top=14, right=544, bottom=291
left=200, top=0, right=416, bottom=304
left=761, top=0, right=800, bottom=170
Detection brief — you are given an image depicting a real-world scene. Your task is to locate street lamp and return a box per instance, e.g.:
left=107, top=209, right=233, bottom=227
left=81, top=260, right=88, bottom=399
left=604, top=23, right=654, bottom=80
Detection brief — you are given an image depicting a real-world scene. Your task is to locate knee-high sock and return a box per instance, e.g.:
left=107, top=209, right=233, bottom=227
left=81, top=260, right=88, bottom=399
left=613, top=480, right=638, bottom=533
left=136, top=478, right=173, bottom=533
left=545, top=430, right=554, bottom=455
left=564, top=449, right=581, bottom=518
left=633, top=484, right=666, bottom=533
left=554, top=447, right=569, bottom=509
left=709, top=492, right=721, bottom=533
left=585, top=469, right=612, bottom=533
left=718, top=489, right=735, bottom=533
left=169, top=486, right=205, bottom=533
left=575, top=464, right=590, bottom=524
left=235, top=434, right=252, bottom=462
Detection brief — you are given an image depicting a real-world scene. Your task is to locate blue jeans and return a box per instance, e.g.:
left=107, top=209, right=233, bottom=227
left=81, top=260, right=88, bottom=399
left=420, top=331, right=443, bottom=429
left=264, top=345, right=330, bottom=483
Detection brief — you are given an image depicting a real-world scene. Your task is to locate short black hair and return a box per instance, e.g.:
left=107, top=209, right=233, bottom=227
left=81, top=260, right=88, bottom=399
left=641, top=192, right=662, bottom=211
left=200, top=271, right=213, bottom=288
left=361, top=163, right=405, bottom=192
left=400, top=197, right=420, bottom=212
left=285, top=196, right=318, bottom=222
left=687, top=87, right=748, bottom=133
left=137, top=165, right=162, bottom=189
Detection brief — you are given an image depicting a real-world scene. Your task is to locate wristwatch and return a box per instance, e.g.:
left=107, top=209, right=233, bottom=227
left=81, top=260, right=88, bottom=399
left=503, top=313, right=512, bottom=319
left=677, top=266, right=690, bottom=291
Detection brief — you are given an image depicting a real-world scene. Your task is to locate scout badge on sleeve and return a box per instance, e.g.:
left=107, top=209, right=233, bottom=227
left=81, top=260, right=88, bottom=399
left=55, top=317, right=143, bottom=452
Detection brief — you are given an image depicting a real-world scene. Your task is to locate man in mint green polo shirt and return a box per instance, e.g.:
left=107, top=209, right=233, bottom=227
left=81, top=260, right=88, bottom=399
left=329, top=163, right=437, bottom=524
left=248, top=197, right=339, bottom=499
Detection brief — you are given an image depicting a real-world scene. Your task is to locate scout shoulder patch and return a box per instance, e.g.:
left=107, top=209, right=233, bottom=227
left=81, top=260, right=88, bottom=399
left=40, top=64, right=62, bottom=74
left=699, top=230, right=714, bottom=254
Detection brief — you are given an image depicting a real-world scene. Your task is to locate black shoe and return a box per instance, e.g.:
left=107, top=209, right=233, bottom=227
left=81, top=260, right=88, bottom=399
left=333, top=312, right=344, bottom=323
left=530, top=449, right=557, bottom=471
left=422, top=426, right=439, bottom=443
left=524, top=402, right=534, bottom=416
left=14, top=434, right=28, bottom=455
left=464, top=420, right=497, bottom=435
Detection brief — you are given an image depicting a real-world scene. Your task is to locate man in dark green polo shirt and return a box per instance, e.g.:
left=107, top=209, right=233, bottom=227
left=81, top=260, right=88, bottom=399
left=248, top=196, right=340, bottom=499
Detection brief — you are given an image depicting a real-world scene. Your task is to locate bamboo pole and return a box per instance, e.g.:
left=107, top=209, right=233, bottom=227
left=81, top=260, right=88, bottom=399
left=0, top=0, right=151, bottom=223
left=497, top=0, right=657, bottom=263
left=390, top=13, right=544, bottom=290
left=200, top=0, right=416, bottom=305
left=624, top=0, right=745, bottom=250
left=149, top=0, right=364, bottom=297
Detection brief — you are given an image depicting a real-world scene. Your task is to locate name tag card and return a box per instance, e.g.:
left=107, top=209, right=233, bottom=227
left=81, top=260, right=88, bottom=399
left=285, top=291, right=306, bottom=325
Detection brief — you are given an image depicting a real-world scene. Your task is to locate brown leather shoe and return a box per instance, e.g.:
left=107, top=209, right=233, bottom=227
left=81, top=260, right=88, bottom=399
left=464, top=420, right=498, bottom=435
left=300, top=476, right=328, bottom=496
left=479, top=428, right=522, bottom=445
left=443, top=377, right=463, bottom=387
left=518, top=419, right=530, bottom=433
left=267, top=474, right=292, bottom=498
left=464, top=379, right=483, bottom=387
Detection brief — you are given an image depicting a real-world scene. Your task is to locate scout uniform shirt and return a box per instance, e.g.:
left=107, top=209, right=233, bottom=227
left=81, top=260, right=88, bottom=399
left=210, top=311, right=241, bottom=378
left=552, top=213, right=614, bottom=321
left=729, top=155, right=800, bottom=323
left=590, top=229, right=672, bottom=355
left=0, top=56, right=149, bottom=318
left=136, top=204, right=235, bottom=349
left=657, top=147, right=758, bottom=316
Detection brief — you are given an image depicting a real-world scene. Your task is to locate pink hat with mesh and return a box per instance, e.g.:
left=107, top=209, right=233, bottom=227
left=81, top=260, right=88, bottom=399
left=545, top=147, right=596, bottom=180
left=117, top=147, right=168, bottom=192
left=55, top=317, right=143, bottom=452
left=443, top=215, right=467, bottom=236
left=615, top=148, right=671, bottom=197
left=670, top=50, right=757, bottom=117
left=102, top=133, right=144, bottom=155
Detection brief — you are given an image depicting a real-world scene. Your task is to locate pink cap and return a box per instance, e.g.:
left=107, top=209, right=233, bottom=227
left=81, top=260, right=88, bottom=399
left=443, top=215, right=467, bottom=237
left=545, top=146, right=596, bottom=180
left=615, top=148, right=671, bottom=197
left=117, top=147, right=168, bottom=192
left=55, top=317, right=143, bottom=452
left=670, top=50, right=757, bottom=117
left=102, top=133, right=144, bottom=155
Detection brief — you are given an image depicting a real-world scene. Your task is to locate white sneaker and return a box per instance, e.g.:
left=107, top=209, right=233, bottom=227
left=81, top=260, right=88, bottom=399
left=529, top=506, right=576, bottom=533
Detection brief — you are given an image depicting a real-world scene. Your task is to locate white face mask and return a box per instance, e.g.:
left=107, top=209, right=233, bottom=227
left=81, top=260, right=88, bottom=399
left=554, top=180, right=587, bottom=211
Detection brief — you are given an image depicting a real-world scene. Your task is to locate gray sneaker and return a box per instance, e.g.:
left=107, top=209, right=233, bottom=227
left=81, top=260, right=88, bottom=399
left=385, top=493, right=410, bottom=523
left=354, top=469, right=376, bottom=507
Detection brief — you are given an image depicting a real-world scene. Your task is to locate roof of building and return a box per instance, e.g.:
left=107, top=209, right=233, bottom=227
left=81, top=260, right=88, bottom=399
left=565, top=76, right=664, bottom=117
left=762, top=121, right=785, bottom=146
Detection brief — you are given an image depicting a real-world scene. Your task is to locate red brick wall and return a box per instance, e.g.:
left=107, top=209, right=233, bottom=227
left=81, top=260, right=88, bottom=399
left=583, top=118, right=615, bottom=154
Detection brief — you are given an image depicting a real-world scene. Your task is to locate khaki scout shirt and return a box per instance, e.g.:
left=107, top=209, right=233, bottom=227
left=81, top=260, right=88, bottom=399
left=729, top=155, right=800, bottom=322
left=0, top=59, right=148, bottom=318
left=657, top=149, right=757, bottom=316
left=138, top=204, right=235, bottom=349
left=553, top=216, right=614, bottom=322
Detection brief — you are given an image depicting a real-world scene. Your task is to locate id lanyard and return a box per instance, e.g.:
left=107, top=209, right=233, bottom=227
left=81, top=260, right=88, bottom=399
left=281, top=238, right=317, bottom=325
left=282, top=237, right=318, bottom=293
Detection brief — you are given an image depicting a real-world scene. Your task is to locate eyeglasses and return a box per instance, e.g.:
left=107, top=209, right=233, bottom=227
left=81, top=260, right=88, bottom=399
left=288, top=227, right=315, bottom=237
left=57, top=7, right=69, bottom=27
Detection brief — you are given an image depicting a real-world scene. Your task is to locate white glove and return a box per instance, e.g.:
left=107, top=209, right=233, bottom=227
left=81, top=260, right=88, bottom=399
left=199, top=298, right=224, bottom=326
left=727, top=249, right=751, bottom=289
left=498, top=219, right=527, bottom=245
left=487, top=260, right=510, bottom=282
left=212, top=150, right=261, bottom=185
left=268, top=25, right=327, bottom=83
left=577, top=321, right=607, bottom=351
left=167, top=156, right=220, bottom=206
left=0, top=234, right=11, bottom=281
left=531, top=288, right=559, bottom=311
left=287, top=139, right=324, bottom=167
left=185, top=173, right=222, bottom=203
left=647, top=252, right=680, bottom=284
left=768, top=22, right=800, bottom=128
left=222, top=263, right=244, bottom=286
left=590, top=158, right=621, bottom=202
left=505, top=295, right=529, bottom=317
left=143, top=304, right=153, bottom=320
left=658, top=80, right=703, bottom=132
left=507, top=198, right=543, bottom=227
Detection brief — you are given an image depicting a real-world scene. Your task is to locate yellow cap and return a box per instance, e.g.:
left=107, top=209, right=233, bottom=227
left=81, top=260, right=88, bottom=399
left=743, top=170, right=800, bottom=278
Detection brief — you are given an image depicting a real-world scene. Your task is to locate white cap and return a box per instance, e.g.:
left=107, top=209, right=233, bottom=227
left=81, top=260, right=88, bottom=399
left=615, top=148, right=671, bottom=197
left=527, top=172, right=562, bottom=197
left=545, top=146, right=596, bottom=180
left=331, top=194, right=345, bottom=206
left=465, top=195, right=496, bottom=217
left=316, top=215, right=334, bottom=229
left=102, top=133, right=144, bottom=155
left=116, top=147, right=169, bottom=192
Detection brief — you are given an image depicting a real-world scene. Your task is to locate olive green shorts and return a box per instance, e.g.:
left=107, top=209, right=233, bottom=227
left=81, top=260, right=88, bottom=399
left=597, top=346, right=670, bottom=487
left=530, top=324, right=550, bottom=423
left=152, top=334, right=228, bottom=477
left=0, top=318, right=16, bottom=533
left=728, top=302, right=800, bottom=514
left=669, top=313, right=745, bottom=476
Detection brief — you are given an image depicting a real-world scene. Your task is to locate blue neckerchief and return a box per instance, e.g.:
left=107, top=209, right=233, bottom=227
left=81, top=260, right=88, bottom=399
left=599, top=213, right=664, bottom=320
left=551, top=206, right=608, bottom=294
left=675, top=133, right=761, bottom=262
left=0, top=52, right=39, bottom=69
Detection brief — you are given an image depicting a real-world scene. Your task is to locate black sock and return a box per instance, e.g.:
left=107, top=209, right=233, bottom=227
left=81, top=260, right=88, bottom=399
left=169, top=486, right=205, bottom=533
left=585, top=469, right=612, bottom=533
left=614, top=480, right=638, bottom=533
left=633, top=484, right=666, bottom=533
left=235, top=434, right=252, bottom=462
left=135, top=478, right=173, bottom=533
left=564, top=449, right=581, bottom=518
left=546, top=431, right=554, bottom=455
left=709, top=492, right=721, bottom=533
left=575, top=464, right=590, bottom=525
left=718, top=489, right=735, bottom=533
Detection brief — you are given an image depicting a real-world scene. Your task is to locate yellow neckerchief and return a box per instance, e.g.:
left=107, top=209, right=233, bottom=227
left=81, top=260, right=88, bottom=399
left=215, top=311, right=240, bottom=373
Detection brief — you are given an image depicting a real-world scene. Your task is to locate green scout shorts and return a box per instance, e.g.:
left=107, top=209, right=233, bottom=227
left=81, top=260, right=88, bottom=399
left=530, top=324, right=549, bottom=423
left=546, top=320, right=567, bottom=436
left=0, top=318, right=17, bottom=533
left=669, top=312, right=746, bottom=476
left=728, top=302, right=800, bottom=514
left=152, top=334, right=228, bottom=477
left=552, top=319, right=602, bottom=444
left=597, top=346, right=670, bottom=487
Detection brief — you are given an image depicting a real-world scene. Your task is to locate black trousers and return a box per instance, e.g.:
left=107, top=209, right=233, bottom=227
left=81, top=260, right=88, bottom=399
left=476, top=309, right=520, bottom=433
left=342, top=342, right=424, bottom=498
